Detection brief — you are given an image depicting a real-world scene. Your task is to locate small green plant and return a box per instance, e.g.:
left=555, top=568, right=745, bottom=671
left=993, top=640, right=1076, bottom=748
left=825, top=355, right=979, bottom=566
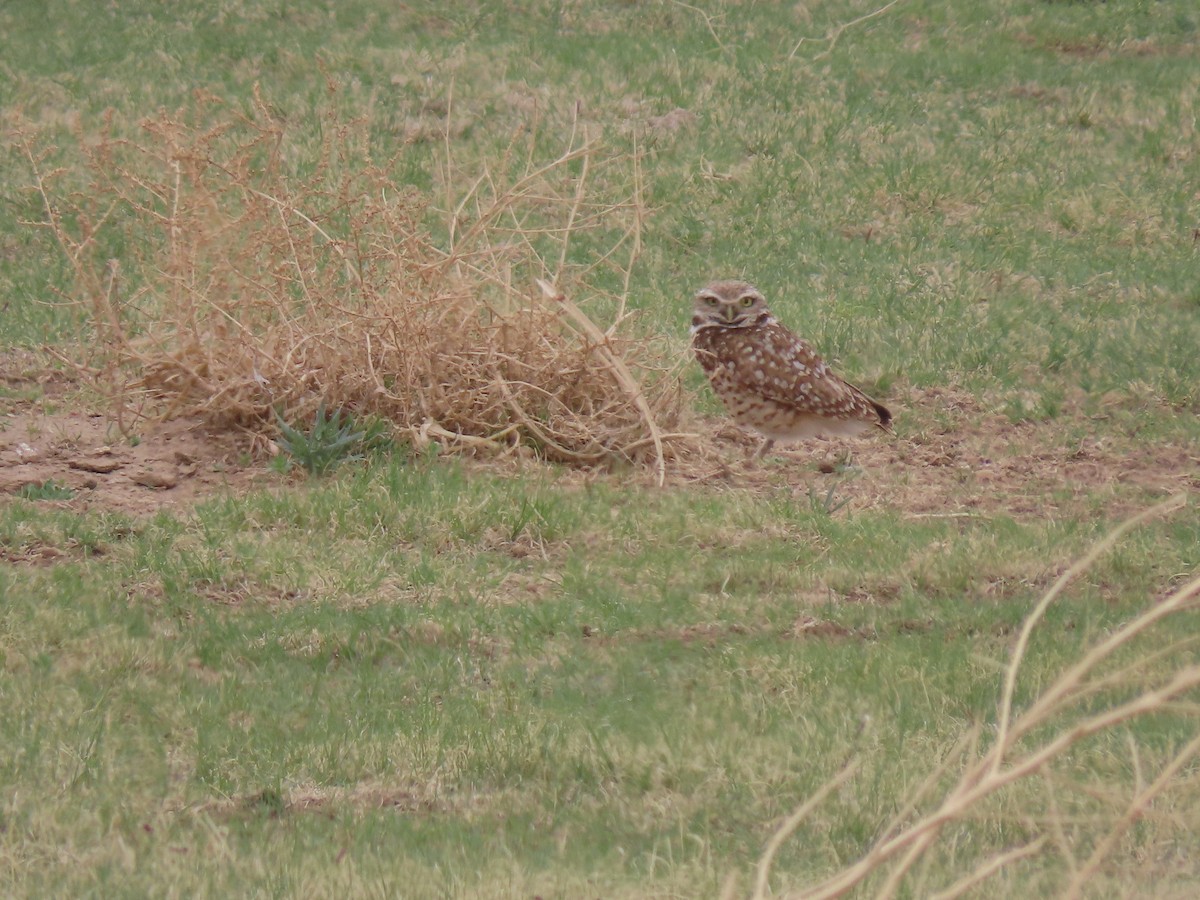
left=831, top=449, right=859, bottom=475
left=17, top=479, right=76, bottom=501
left=273, top=402, right=368, bottom=476
left=807, top=478, right=853, bottom=516
left=353, top=414, right=396, bottom=456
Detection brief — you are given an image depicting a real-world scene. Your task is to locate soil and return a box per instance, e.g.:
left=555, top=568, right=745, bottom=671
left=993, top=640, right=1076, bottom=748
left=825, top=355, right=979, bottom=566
left=0, top=357, right=269, bottom=516
left=0, top=410, right=273, bottom=516
left=663, top=386, right=1198, bottom=527
left=1, top=361, right=1196, bottom=521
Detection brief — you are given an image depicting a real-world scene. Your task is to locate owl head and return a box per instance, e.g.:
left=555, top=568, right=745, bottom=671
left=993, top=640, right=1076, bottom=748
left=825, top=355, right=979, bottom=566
left=691, top=280, right=769, bottom=330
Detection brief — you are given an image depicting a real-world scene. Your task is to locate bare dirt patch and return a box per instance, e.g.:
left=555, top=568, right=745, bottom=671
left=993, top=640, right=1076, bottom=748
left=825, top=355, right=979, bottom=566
left=866, top=388, right=1199, bottom=519
left=673, top=387, right=1198, bottom=521
left=1, top=404, right=268, bottom=517
left=3, top=369, right=1195, bottom=524
left=187, top=779, right=478, bottom=821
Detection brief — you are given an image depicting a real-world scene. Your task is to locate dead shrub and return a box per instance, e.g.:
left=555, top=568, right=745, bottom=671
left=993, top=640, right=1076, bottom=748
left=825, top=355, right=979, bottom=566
left=12, top=85, right=690, bottom=481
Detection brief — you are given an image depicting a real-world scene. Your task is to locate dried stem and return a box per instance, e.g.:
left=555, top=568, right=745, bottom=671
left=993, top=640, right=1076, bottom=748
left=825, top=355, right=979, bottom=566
left=927, top=837, right=1050, bottom=900
left=1064, top=732, right=1200, bottom=899
left=539, top=279, right=668, bottom=485
left=788, top=0, right=906, bottom=61
left=747, top=496, right=1197, bottom=899
left=992, top=494, right=1187, bottom=776
left=751, top=757, right=861, bottom=900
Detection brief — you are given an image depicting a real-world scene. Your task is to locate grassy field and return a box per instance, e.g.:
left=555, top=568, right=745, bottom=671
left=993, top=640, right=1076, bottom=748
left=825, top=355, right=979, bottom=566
left=3, top=1, right=1200, bottom=897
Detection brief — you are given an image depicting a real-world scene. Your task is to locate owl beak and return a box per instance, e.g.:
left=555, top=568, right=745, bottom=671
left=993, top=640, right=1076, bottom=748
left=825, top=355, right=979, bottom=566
left=721, top=306, right=739, bottom=324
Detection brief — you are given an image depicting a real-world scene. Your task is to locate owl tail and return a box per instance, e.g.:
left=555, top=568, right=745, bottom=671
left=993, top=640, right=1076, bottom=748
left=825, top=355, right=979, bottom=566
left=872, top=400, right=894, bottom=432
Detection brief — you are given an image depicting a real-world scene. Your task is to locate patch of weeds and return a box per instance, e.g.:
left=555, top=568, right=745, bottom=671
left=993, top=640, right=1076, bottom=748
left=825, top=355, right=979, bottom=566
left=806, top=452, right=862, bottom=516
left=273, top=402, right=375, bottom=476
left=17, top=480, right=76, bottom=501
left=0, top=383, right=44, bottom=405
left=808, top=476, right=855, bottom=516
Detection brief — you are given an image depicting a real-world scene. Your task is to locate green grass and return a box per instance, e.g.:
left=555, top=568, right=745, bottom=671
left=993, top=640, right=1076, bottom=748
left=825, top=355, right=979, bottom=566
left=2, top=461, right=1196, bottom=896
left=15, top=479, right=75, bottom=501
left=3, top=0, right=1200, bottom=896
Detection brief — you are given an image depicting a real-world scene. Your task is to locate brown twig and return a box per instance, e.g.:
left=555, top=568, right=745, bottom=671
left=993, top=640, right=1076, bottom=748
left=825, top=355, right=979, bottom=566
left=538, top=279, right=668, bottom=485
left=788, top=0, right=906, bottom=61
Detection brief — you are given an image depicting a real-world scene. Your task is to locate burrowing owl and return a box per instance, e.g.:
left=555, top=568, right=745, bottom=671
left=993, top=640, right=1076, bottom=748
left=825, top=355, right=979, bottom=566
left=691, top=280, right=892, bottom=459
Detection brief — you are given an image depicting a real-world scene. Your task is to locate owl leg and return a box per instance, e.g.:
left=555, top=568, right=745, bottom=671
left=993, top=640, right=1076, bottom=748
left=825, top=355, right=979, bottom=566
left=751, top=438, right=776, bottom=462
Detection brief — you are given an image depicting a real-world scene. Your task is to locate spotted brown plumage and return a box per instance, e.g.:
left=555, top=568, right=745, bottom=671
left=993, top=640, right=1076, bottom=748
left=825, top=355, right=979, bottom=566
left=690, top=279, right=892, bottom=459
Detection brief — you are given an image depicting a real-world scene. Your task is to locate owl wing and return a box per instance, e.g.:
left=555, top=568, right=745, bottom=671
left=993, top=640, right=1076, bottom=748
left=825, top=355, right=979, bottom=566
left=725, top=321, right=881, bottom=420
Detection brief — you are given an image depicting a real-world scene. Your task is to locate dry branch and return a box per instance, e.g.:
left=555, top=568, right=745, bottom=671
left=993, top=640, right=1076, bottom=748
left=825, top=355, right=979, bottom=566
left=750, top=494, right=1198, bottom=898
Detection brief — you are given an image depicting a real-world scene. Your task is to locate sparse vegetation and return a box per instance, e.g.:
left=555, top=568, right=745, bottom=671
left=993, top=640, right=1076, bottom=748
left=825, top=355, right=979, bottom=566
left=15, top=479, right=75, bottom=501
left=806, top=475, right=856, bottom=516
left=1, top=0, right=1198, bottom=897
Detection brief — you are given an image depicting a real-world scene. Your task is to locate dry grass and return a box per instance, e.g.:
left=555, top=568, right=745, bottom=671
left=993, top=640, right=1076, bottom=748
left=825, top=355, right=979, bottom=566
left=745, top=494, right=1200, bottom=899
left=12, top=86, right=691, bottom=479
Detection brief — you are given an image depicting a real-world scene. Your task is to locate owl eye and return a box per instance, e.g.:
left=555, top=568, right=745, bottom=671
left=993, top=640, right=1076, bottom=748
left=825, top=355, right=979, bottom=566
left=704, top=296, right=720, bottom=306
left=739, top=296, right=756, bottom=308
